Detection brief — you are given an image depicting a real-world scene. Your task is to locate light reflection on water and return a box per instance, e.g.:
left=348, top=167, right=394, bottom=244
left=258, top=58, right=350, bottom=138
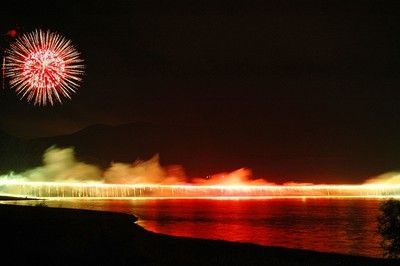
left=2, top=198, right=384, bottom=258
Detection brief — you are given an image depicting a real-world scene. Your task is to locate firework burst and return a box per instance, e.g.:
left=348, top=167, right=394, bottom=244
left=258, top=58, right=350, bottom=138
left=4, top=29, right=84, bottom=106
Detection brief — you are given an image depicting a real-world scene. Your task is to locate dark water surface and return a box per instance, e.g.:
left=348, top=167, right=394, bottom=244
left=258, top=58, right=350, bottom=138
left=3, top=198, right=384, bottom=258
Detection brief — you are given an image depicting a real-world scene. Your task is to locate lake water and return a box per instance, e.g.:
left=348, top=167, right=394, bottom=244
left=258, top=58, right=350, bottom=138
left=2, top=198, right=385, bottom=258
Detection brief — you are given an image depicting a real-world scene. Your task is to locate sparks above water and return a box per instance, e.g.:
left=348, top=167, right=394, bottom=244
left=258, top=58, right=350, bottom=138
left=1, top=147, right=399, bottom=199
left=0, top=180, right=399, bottom=199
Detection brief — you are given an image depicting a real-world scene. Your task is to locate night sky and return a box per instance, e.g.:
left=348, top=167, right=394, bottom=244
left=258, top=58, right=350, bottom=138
left=1, top=0, right=400, bottom=183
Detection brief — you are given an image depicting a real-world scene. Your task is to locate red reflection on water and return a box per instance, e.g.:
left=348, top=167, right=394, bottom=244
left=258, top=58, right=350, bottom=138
left=21, top=198, right=384, bottom=258
left=133, top=199, right=382, bottom=258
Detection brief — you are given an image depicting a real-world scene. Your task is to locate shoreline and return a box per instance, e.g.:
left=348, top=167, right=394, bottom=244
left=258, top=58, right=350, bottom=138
left=0, top=203, right=399, bottom=265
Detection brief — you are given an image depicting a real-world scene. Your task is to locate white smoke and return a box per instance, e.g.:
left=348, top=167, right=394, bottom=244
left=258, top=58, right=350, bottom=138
left=191, top=168, right=274, bottom=185
left=364, top=171, right=400, bottom=184
left=20, top=146, right=103, bottom=182
left=0, top=146, right=313, bottom=186
left=0, top=146, right=187, bottom=184
left=104, top=154, right=186, bottom=184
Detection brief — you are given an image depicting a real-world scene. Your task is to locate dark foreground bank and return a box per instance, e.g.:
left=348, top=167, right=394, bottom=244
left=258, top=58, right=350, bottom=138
left=0, top=204, right=398, bottom=266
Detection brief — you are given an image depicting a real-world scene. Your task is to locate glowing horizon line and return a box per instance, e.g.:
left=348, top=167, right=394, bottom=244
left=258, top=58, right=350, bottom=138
left=2, top=195, right=400, bottom=200
left=1, top=180, right=400, bottom=199
left=1, top=180, right=400, bottom=190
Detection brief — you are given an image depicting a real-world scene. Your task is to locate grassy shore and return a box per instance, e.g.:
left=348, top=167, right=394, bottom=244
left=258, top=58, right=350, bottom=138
left=0, top=203, right=399, bottom=266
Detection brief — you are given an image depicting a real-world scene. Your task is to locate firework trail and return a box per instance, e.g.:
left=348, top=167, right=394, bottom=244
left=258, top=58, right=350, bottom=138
left=2, top=57, right=5, bottom=90
left=4, top=29, right=84, bottom=106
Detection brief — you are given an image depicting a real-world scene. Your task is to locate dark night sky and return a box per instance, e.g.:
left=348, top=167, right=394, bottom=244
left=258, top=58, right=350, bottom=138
left=1, top=0, right=400, bottom=183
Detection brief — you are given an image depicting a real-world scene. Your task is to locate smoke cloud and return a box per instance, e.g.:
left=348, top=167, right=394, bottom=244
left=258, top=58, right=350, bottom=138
left=3, top=146, right=400, bottom=200
left=18, top=146, right=103, bottom=182
left=363, top=171, right=400, bottom=184
left=0, top=146, right=331, bottom=186
left=104, top=154, right=186, bottom=184
left=1, top=146, right=271, bottom=185
left=191, top=168, right=274, bottom=185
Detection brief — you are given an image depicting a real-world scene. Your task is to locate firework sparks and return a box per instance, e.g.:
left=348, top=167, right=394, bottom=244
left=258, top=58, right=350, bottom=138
left=0, top=180, right=400, bottom=199
left=4, top=29, right=84, bottom=106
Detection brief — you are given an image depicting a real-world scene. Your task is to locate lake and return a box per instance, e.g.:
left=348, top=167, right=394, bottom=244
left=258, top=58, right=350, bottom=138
left=2, top=198, right=385, bottom=258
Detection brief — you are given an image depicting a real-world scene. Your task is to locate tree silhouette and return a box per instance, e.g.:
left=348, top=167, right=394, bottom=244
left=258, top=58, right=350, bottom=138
left=378, top=199, right=400, bottom=258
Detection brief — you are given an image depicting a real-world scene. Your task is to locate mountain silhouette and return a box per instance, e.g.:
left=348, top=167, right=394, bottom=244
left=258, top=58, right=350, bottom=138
left=0, top=129, right=44, bottom=174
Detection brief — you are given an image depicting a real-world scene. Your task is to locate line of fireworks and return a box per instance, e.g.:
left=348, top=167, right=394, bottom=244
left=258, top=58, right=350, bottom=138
left=1, top=180, right=400, bottom=199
